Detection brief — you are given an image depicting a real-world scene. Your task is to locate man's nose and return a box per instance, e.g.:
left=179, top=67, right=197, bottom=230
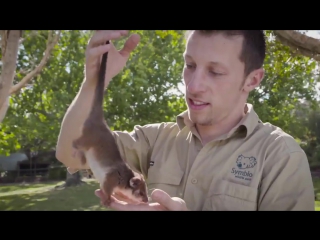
left=187, top=70, right=206, bottom=94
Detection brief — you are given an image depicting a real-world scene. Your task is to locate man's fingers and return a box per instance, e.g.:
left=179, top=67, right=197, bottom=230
left=113, top=192, right=137, bottom=204
left=67, top=167, right=79, bottom=174
left=95, top=189, right=136, bottom=206
left=95, top=189, right=104, bottom=198
left=86, top=44, right=111, bottom=59
left=95, top=188, right=175, bottom=211
left=151, top=189, right=182, bottom=211
left=89, top=30, right=128, bottom=47
left=119, top=34, right=140, bottom=58
left=109, top=200, right=164, bottom=211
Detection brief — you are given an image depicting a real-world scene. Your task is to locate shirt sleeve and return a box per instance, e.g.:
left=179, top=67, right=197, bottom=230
left=113, top=123, right=165, bottom=177
left=258, top=150, right=315, bottom=211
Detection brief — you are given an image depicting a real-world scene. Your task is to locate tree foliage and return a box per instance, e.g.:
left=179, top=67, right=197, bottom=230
left=249, top=31, right=319, bottom=137
left=0, top=30, right=320, bottom=167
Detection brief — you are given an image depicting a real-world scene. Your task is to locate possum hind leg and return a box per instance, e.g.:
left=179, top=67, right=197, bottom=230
left=101, top=171, right=120, bottom=207
left=72, top=135, right=89, bottom=150
left=72, top=149, right=87, bottom=165
left=72, top=137, right=89, bottom=166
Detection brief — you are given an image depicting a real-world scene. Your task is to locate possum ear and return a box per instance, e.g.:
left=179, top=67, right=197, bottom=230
left=129, top=177, right=141, bottom=188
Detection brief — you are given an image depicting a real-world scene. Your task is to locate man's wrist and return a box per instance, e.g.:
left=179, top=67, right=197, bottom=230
left=82, top=77, right=110, bottom=91
left=82, top=78, right=95, bottom=89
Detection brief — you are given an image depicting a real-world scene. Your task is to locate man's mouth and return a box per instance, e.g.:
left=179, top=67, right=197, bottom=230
left=188, top=98, right=210, bottom=110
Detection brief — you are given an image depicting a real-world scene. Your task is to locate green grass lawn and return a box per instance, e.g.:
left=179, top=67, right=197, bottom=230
left=314, top=178, right=320, bottom=211
left=0, top=177, right=319, bottom=211
left=0, top=179, right=109, bottom=211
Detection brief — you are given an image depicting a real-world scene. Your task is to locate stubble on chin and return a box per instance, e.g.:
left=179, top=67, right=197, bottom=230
left=188, top=111, right=213, bottom=126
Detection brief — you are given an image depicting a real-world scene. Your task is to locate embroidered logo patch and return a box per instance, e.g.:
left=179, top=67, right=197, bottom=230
left=231, top=154, right=257, bottom=181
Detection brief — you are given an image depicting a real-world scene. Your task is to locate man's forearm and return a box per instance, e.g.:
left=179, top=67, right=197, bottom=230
left=55, top=80, right=95, bottom=168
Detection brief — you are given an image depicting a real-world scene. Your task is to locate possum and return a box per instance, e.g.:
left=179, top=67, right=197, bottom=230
left=72, top=40, right=148, bottom=206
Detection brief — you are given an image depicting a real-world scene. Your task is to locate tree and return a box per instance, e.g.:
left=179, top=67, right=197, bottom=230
left=1, top=30, right=320, bottom=124
left=249, top=31, right=319, bottom=137
left=0, top=30, right=86, bottom=187
left=0, top=30, right=187, bottom=186
left=0, top=30, right=61, bottom=123
left=274, top=30, right=320, bottom=61
left=1, top=30, right=320, bottom=186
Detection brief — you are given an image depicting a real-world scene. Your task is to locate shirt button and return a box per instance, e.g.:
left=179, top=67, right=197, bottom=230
left=191, top=178, right=198, bottom=184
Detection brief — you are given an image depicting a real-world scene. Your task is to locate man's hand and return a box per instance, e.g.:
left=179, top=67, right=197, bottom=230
left=95, top=189, right=188, bottom=211
left=85, top=30, right=140, bottom=87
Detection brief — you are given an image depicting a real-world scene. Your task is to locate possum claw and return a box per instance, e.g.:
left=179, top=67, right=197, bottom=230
left=72, top=149, right=78, bottom=158
left=72, top=148, right=87, bottom=166
left=102, top=197, right=112, bottom=207
left=72, top=148, right=82, bottom=159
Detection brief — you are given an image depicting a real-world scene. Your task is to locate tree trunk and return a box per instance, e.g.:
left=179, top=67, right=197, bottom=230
left=0, top=30, right=20, bottom=122
left=0, top=30, right=61, bottom=124
left=273, top=30, right=320, bottom=61
left=55, top=171, right=85, bottom=189
left=65, top=171, right=85, bottom=187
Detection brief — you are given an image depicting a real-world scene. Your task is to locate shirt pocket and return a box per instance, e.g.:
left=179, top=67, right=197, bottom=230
left=203, top=179, right=258, bottom=211
left=146, top=168, right=184, bottom=198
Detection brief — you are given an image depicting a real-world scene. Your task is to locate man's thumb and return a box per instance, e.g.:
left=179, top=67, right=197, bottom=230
left=119, top=34, right=140, bottom=58
left=151, top=189, right=181, bottom=210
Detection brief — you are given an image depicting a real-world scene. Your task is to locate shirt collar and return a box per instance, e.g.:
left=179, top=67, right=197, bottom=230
left=176, top=103, right=260, bottom=140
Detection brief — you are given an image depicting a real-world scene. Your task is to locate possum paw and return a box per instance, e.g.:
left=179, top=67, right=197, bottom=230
left=72, top=148, right=79, bottom=158
left=102, top=198, right=112, bottom=207
left=72, top=149, right=86, bottom=165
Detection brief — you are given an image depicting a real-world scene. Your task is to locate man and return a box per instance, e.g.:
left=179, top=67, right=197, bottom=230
left=56, top=30, right=315, bottom=211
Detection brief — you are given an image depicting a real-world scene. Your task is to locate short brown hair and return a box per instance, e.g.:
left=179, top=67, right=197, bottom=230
left=185, top=30, right=266, bottom=77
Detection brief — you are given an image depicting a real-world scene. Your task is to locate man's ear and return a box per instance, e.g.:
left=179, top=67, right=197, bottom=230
left=242, top=68, right=264, bottom=93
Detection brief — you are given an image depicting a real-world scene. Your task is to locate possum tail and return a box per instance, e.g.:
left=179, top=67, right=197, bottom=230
left=90, top=40, right=110, bottom=120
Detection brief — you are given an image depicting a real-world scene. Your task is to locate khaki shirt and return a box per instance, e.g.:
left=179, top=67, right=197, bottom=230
left=68, top=103, right=315, bottom=211
left=110, top=104, right=315, bottom=211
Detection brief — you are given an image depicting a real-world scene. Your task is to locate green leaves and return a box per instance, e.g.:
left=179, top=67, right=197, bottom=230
left=0, top=30, right=91, bottom=154
left=105, top=30, right=186, bottom=130
left=0, top=30, right=187, bottom=154
left=249, top=30, right=319, bottom=137
left=0, top=30, right=319, bottom=158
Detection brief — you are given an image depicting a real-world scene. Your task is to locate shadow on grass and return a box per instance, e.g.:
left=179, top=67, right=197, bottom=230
left=0, top=180, right=109, bottom=211
left=314, top=177, right=320, bottom=196
left=314, top=178, right=320, bottom=211
left=0, top=182, right=58, bottom=193
left=1, top=177, right=320, bottom=211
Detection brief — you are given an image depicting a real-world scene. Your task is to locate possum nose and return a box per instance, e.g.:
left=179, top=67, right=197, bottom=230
left=237, top=163, right=242, bottom=168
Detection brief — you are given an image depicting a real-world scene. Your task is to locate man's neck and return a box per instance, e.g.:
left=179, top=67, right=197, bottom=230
left=196, top=104, right=247, bottom=145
